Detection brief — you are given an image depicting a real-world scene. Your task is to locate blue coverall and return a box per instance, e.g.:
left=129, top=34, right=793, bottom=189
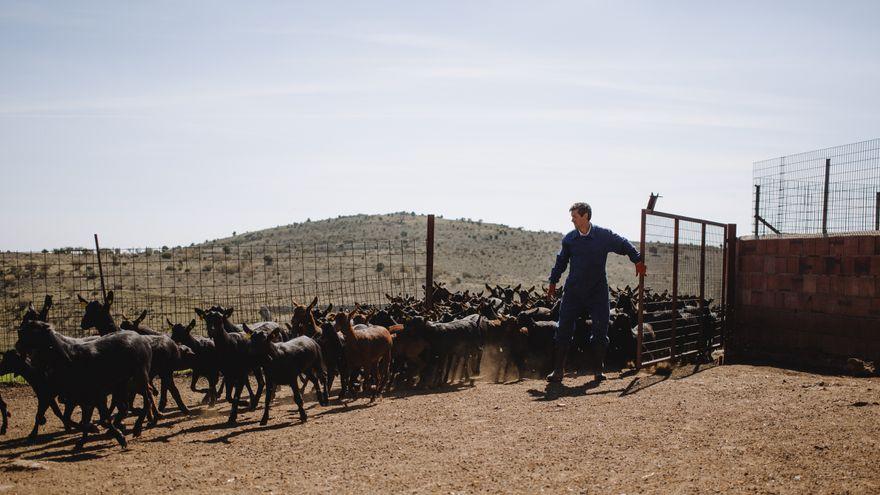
left=549, top=224, right=642, bottom=347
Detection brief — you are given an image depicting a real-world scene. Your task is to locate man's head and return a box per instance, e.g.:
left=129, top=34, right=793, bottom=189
left=569, top=202, right=591, bottom=231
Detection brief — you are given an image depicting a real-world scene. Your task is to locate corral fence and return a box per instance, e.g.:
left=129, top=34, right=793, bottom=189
left=636, top=209, right=737, bottom=368
left=0, top=216, right=437, bottom=364
left=753, top=138, right=880, bottom=237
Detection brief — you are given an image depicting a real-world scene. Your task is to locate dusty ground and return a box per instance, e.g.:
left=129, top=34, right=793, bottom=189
left=0, top=364, right=878, bottom=494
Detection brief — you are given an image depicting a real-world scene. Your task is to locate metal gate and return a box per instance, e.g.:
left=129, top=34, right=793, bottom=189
left=636, top=209, right=737, bottom=368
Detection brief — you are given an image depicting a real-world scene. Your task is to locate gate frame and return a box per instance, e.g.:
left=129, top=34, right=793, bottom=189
left=636, top=209, right=737, bottom=368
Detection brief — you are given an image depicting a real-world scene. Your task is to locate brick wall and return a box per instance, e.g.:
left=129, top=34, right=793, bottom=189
left=734, top=235, right=880, bottom=366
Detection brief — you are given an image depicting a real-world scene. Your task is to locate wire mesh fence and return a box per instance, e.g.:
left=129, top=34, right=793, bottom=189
left=753, top=138, right=880, bottom=237
left=637, top=210, right=729, bottom=366
left=0, top=239, right=427, bottom=356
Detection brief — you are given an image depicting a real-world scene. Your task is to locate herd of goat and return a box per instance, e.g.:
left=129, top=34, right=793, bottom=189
left=0, top=282, right=720, bottom=451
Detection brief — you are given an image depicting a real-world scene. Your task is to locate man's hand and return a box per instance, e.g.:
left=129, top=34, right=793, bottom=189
left=547, top=283, right=556, bottom=299
left=635, top=261, right=647, bottom=276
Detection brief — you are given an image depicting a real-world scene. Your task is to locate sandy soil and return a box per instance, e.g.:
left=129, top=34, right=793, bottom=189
left=0, top=364, right=878, bottom=494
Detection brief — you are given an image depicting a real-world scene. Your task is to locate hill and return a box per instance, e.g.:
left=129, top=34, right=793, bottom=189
left=204, top=212, right=641, bottom=293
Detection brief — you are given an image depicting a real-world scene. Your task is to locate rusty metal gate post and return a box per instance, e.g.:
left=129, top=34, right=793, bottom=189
left=637, top=209, right=647, bottom=368
left=425, top=214, right=435, bottom=309
left=670, top=219, right=680, bottom=360
left=723, top=224, right=737, bottom=348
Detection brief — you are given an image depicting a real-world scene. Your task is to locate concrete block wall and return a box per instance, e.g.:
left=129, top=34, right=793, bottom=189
left=734, top=235, right=880, bottom=366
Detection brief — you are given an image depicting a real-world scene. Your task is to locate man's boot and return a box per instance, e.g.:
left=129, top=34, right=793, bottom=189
left=546, top=345, right=569, bottom=383
left=593, top=344, right=607, bottom=382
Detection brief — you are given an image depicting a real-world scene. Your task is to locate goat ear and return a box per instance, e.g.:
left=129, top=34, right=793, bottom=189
left=194, top=308, right=206, bottom=319
left=242, top=323, right=252, bottom=335
left=291, top=298, right=300, bottom=307
left=187, top=319, right=196, bottom=330
left=225, top=307, right=234, bottom=317
left=347, top=307, right=358, bottom=320
left=105, top=291, right=114, bottom=306
left=77, top=294, right=89, bottom=307
left=307, top=296, right=318, bottom=311
left=270, top=327, right=281, bottom=340
left=285, top=322, right=292, bottom=331
left=166, top=318, right=174, bottom=329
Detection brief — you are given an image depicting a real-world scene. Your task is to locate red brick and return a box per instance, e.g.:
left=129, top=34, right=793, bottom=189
left=775, top=257, right=787, bottom=274
left=763, top=291, right=776, bottom=308
left=803, top=275, right=817, bottom=293
left=859, top=236, right=875, bottom=256
left=766, top=240, right=778, bottom=255
left=756, top=241, right=767, bottom=255
left=764, top=257, right=776, bottom=274
left=805, top=238, right=817, bottom=256
left=786, top=257, right=798, bottom=274
left=775, top=292, right=786, bottom=309
left=816, top=275, right=830, bottom=294
left=778, top=239, right=790, bottom=255
left=823, top=256, right=841, bottom=275
left=871, top=257, right=880, bottom=276
left=783, top=292, right=800, bottom=310
left=845, top=277, right=860, bottom=297
left=740, top=241, right=756, bottom=254
left=858, top=277, right=876, bottom=298
left=750, top=273, right=766, bottom=291
left=844, top=237, right=861, bottom=256
left=830, top=276, right=845, bottom=296
left=739, top=290, right=751, bottom=305
left=789, top=239, right=805, bottom=256
left=830, top=238, right=845, bottom=256
left=815, top=238, right=830, bottom=255
left=851, top=297, right=871, bottom=317
left=853, top=256, right=871, bottom=276
left=842, top=257, right=855, bottom=276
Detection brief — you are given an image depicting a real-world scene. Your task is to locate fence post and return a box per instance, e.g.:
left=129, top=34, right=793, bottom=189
left=670, top=218, right=679, bottom=361
left=94, top=234, right=107, bottom=304
left=822, top=158, right=830, bottom=235
left=753, top=185, right=760, bottom=237
left=425, top=214, right=435, bottom=309
left=636, top=209, right=647, bottom=369
left=723, top=223, right=737, bottom=352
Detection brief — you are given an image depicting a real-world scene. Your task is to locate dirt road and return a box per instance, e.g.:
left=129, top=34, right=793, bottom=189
left=1, top=364, right=878, bottom=494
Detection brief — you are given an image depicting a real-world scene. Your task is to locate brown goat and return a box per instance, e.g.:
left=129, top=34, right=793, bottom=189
left=333, top=308, right=392, bottom=401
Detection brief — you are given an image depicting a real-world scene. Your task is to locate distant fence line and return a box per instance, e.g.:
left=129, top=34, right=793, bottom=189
left=0, top=238, right=428, bottom=351
left=753, top=138, right=880, bottom=237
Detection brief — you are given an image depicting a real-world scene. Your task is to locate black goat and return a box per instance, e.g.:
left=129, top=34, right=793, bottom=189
left=79, top=291, right=189, bottom=415
left=15, top=320, right=154, bottom=450
left=169, top=318, right=221, bottom=406
left=196, top=307, right=264, bottom=424
left=246, top=326, right=328, bottom=424
left=0, top=350, right=83, bottom=440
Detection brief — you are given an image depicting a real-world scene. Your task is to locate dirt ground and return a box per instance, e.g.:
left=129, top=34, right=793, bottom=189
left=0, top=363, right=878, bottom=494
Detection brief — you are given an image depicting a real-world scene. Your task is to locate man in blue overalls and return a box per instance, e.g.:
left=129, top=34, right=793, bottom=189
left=547, top=202, right=646, bottom=383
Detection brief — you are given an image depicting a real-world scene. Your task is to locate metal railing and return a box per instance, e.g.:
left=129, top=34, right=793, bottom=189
left=753, top=138, right=880, bottom=237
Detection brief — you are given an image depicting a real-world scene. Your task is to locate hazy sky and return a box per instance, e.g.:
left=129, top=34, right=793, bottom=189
left=2, top=1, right=878, bottom=250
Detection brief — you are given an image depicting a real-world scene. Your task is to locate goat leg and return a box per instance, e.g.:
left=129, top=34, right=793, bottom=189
left=96, top=400, right=127, bottom=449
left=164, top=373, right=190, bottom=414
left=250, top=368, right=264, bottom=411
left=74, top=404, right=95, bottom=451
left=227, top=381, right=244, bottom=424
left=290, top=382, right=307, bottom=423
left=260, top=378, right=273, bottom=426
